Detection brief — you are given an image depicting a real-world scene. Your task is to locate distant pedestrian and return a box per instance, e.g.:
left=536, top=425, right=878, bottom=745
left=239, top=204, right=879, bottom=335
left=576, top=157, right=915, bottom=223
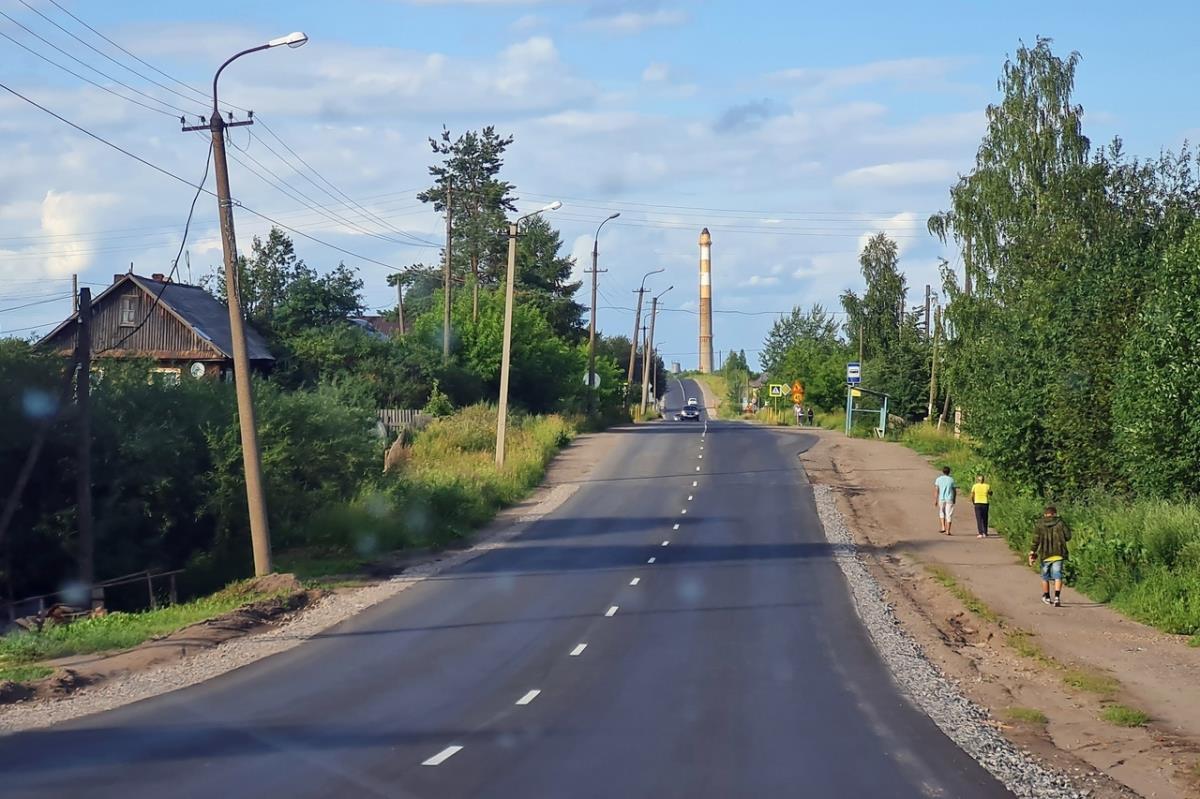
left=971, top=474, right=992, bottom=538
left=807, top=407, right=814, bottom=426
left=933, top=466, right=957, bottom=535
left=1029, top=506, right=1071, bottom=607
left=794, top=403, right=803, bottom=426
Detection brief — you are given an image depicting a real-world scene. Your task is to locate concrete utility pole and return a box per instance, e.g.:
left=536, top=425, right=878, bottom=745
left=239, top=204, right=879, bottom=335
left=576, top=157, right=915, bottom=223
left=75, top=287, right=94, bottom=597
left=587, top=213, right=619, bottom=415
left=496, top=201, right=561, bottom=467
left=639, top=324, right=650, bottom=415
left=627, top=268, right=663, bottom=392
left=928, top=304, right=941, bottom=421
left=443, top=178, right=453, bottom=363
left=184, top=30, right=307, bottom=576
left=924, top=284, right=931, bottom=338
left=698, top=228, right=714, bottom=373
left=395, top=277, right=405, bottom=335
left=641, top=286, right=671, bottom=415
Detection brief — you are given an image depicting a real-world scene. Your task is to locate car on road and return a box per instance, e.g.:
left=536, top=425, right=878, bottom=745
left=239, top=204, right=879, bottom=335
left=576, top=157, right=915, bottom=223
left=687, top=397, right=699, bottom=407
left=679, top=406, right=701, bottom=421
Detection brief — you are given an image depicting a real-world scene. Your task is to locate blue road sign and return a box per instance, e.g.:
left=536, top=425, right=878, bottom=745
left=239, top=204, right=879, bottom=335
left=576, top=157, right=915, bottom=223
left=846, top=362, right=861, bottom=385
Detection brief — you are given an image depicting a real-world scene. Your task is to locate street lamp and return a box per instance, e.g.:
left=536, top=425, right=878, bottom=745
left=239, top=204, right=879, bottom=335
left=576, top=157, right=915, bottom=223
left=205, top=32, right=308, bottom=577
left=587, top=212, right=620, bottom=416
left=641, top=285, right=672, bottom=415
left=496, top=201, right=562, bottom=466
left=627, top=267, right=664, bottom=392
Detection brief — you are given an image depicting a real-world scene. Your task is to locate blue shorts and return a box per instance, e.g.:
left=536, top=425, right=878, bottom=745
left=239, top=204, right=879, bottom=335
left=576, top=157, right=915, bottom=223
left=1040, top=560, right=1063, bottom=581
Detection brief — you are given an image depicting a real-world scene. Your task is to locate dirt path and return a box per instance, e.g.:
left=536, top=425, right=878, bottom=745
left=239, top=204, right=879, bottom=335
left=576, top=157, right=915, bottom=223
left=800, top=430, right=1200, bottom=799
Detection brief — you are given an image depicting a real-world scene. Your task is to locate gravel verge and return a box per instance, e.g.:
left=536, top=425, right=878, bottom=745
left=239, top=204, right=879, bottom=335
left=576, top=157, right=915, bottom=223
left=0, top=481, right=579, bottom=735
left=811, top=484, right=1087, bottom=799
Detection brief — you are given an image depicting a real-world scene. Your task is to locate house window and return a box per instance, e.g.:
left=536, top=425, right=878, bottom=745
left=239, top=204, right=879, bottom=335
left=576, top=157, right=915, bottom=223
left=119, top=295, right=138, bottom=327
left=149, top=368, right=181, bottom=387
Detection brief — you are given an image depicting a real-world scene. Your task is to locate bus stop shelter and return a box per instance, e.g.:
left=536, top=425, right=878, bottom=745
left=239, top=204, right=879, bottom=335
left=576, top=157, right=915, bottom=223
left=844, top=385, right=892, bottom=438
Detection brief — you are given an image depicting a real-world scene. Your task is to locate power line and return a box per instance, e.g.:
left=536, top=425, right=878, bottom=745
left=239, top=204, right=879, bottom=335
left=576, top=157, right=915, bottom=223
left=0, top=79, right=413, bottom=274
left=45, top=0, right=215, bottom=108
left=0, top=26, right=179, bottom=118
left=1, top=320, right=60, bottom=334
left=0, top=294, right=71, bottom=313
left=0, top=9, right=189, bottom=116
left=19, top=0, right=208, bottom=112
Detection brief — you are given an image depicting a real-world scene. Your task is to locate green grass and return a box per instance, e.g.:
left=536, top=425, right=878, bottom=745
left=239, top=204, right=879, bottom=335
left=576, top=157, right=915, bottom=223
left=1189, top=635, right=1200, bottom=648
left=1063, top=668, right=1120, bottom=696
left=273, top=551, right=368, bottom=580
left=1004, top=628, right=1053, bottom=664
left=1101, top=704, right=1149, bottom=727
left=1005, top=706, right=1048, bottom=724
left=0, top=664, right=53, bottom=683
left=926, top=565, right=1000, bottom=623
left=0, top=586, right=279, bottom=668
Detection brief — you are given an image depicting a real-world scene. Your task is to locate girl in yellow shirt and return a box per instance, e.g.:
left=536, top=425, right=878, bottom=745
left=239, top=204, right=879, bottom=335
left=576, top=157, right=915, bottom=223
left=971, top=475, right=992, bottom=538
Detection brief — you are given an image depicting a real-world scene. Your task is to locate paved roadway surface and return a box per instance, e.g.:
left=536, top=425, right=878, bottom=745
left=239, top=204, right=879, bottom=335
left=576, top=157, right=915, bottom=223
left=0, top=378, right=1011, bottom=798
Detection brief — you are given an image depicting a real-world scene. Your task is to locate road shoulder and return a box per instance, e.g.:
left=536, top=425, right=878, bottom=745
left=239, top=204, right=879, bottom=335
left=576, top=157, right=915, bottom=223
left=800, top=429, right=1200, bottom=799
left=0, top=428, right=624, bottom=734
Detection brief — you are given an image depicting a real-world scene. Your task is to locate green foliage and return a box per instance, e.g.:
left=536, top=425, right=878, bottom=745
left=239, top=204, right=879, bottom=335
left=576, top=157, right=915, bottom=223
left=1006, top=707, right=1048, bottom=725
left=422, top=378, right=454, bottom=417
left=1113, top=221, right=1200, bottom=498
left=841, top=234, right=907, bottom=358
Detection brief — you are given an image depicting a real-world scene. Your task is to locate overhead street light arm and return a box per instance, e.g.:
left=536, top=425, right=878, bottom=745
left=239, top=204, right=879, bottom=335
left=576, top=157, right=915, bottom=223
left=212, top=32, right=308, bottom=115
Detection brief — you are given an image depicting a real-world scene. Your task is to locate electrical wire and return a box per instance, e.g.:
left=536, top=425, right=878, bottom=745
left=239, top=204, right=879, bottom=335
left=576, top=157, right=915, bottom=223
left=20, top=0, right=208, bottom=111
left=0, top=9, right=189, bottom=116
left=0, top=80, right=414, bottom=273
left=0, top=26, right=179, bottom=118
left=0, top=294, right=72, bottom=313
left=98, top=137, right=212, bottom=354
left=45, top=0, right=216, bottom=108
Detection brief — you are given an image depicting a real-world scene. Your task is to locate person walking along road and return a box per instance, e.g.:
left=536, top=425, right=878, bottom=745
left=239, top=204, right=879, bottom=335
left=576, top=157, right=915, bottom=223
left=1029, top=506, right=1072, bottom=607
left=971, top=475, right=992, bottom=538
left=933, top=466, right=957, bottom=535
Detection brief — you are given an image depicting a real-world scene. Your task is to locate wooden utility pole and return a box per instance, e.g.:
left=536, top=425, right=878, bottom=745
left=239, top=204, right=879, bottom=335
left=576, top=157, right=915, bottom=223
left=442, top=178, right=453, bottom=363
left=927, top=305, right=941, bottom=421
left=858, top=321, right=864, bottom=364
left=75, top=287, right=94, bottom=596
left=72, top=274, right=79, bottom=313
left=185, top=109, right=272, bottom=576
left=495, top=221, right=519, bottom=467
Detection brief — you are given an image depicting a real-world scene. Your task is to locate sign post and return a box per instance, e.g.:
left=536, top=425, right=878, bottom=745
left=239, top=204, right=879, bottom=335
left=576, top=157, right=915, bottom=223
left=846, top=362, right=861, bottom=385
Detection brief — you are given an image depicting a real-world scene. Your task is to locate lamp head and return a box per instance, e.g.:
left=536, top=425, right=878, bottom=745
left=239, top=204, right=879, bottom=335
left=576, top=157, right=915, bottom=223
left=268, top=31, right=309, bottom=49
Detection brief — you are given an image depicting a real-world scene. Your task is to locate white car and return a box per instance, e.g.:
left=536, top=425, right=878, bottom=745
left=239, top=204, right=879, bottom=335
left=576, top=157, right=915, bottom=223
left=687, top=397, right=699, bottom=407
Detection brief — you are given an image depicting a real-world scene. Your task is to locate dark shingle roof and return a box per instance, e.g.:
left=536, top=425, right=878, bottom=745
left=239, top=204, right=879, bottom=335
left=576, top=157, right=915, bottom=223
left=130, top=275, right=273, bottom=361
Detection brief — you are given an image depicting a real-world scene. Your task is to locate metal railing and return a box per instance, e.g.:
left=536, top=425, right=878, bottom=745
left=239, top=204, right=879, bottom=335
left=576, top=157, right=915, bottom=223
left=3, top=568, right=185, bottom=624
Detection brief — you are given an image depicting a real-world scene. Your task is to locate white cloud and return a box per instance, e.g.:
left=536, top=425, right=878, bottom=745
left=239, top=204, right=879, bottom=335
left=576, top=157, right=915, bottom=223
left=583, top=9, right=688, bottom=34
left=773, top=57, right=964, bottom=95
left=835, top=159, right=959, bottom=189
left=739, top=274, right=780, bottom=287
left=510, top=13, right=546, bottom=32
left=856, top=211, right=925, bottom=257
left=642, top=62, right=670, bottom=82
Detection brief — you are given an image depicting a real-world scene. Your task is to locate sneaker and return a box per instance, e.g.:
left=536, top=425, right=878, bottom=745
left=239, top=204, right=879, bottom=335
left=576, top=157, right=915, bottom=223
left=1053, top=597, right=1062, bottom=607
left=1041, top=596, right=1052, bottom=605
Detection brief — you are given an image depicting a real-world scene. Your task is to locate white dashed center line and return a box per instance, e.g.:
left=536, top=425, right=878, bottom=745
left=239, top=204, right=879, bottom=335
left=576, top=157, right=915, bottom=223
left=661, top=540, right=670, bottom=547
left=423, top=746, right=463, bottom=766
left=687, top=495, right=693, bottom=501
left=696, top=466, right=701, bottom=472
left=630, top=577, right=640, bottom=586
left=605, top=605, right=619, bottom=617
left=692, top=481, right=698, bottom=487
left=680, top=508, right=687, bottom=514
left=699, top=454, right=703, bottom=459
left=516, top=690, right=541, bottom=705
left=673, top=523, right=680, bottom=530
left=570, top=643, right=588, bottom=656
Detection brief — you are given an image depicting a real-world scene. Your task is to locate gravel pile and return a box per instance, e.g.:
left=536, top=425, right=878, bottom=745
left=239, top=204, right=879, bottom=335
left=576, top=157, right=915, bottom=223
left=0, top=482, right=579, bottom=735
left=811, top=484, right=1088, bottom=799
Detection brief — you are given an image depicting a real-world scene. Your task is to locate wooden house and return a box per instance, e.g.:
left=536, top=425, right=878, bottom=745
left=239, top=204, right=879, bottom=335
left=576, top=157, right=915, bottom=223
left=38, top=273, right=273, bottom=380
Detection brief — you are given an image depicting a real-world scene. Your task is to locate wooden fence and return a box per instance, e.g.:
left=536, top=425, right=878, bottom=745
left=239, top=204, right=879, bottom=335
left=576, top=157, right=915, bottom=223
left=377, top=408, right=431, bottom=435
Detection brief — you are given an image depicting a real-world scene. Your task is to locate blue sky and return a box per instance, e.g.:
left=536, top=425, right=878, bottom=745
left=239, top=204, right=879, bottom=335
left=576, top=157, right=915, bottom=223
left=2, top=0, right=1197, bottom=369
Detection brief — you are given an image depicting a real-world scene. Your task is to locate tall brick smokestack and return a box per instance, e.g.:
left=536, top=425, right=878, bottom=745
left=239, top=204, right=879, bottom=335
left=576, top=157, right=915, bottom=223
left=698, top=227, right=713, bottom=373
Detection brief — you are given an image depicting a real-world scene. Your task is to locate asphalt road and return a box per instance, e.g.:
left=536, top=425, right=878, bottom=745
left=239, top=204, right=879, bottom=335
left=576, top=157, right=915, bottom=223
left=0, top=378, right=1011, bottom=798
